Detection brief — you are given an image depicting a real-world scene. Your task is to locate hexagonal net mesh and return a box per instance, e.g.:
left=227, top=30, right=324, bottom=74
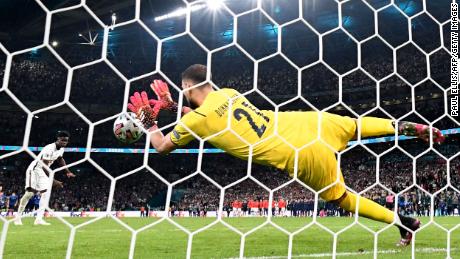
left=0, top=0, right=458, bottom=258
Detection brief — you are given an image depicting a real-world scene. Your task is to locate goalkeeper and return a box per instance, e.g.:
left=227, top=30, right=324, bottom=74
left=128, top=64, right=445, bottom=247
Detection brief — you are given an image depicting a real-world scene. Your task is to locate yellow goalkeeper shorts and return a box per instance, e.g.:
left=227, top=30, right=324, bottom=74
left=297, top=114, right=356, bottom=201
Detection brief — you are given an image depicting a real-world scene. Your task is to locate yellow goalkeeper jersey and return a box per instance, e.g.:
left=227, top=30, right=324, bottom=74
left=170, top=88, right=356, bottom=200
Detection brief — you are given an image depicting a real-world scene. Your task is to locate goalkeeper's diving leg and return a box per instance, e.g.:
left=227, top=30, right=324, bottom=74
left=358, top=117, right=445, bottom=143
left=335, top=190, right=420, bottom=247
left=329, top=116, right=446, bottom=246
left=309, top=142, right=421, bottom=247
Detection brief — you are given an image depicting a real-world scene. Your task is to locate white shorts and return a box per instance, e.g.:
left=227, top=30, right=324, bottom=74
left=25, top=168, right=50, bottom=191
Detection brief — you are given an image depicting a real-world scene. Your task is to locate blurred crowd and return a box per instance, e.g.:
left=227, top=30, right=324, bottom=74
left=4, top=56, right=125, bottom=113
left=1, top=51, right=449, bottom=116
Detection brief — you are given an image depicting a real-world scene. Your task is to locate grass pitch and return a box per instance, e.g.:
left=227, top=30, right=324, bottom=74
left=2, top=216, right=459, bottom=258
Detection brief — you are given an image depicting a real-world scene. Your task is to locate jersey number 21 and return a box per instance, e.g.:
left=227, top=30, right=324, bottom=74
left=233, top=108, right=267, bottom=138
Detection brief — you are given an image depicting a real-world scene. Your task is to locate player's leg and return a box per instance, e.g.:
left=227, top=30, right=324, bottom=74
left=15, top=169, right=36, bottom=225
left=340, top=117, right=434, bottom=245
left=331, top=175, right=419, bottom=246
left=34, top=171, right=51, bottom=225
left=357, top=117, right=394, bottom=137
left=34, top=190, right=50, bottom=225
left=14, top=190, right=34, bottom=225
left=301, top=143, right=419, bottom=246
left=334, top=191, right=420, bottom=246
left=357, top=117, right=445, bottom=143
left=323, top=113, right=444, bottom=144
left=324, top=180, right=420, bottom=246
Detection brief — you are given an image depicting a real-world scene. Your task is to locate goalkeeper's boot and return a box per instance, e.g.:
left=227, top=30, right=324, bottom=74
left=397, top=121, right=445, bottom=144
left=396, top=214, right=420, bottom=247
left=34, top=218, right=51, bottom=226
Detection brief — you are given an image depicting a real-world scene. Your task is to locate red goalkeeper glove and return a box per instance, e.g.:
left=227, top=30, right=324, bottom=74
left=150, top=80, right=192, bottom=115
left=398, top=121, right=445, bottom=144
left=127, top=91, right=160, bottom=130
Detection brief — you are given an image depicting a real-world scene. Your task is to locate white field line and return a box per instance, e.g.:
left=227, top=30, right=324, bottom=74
left=229, top=247, right=457, bottom=259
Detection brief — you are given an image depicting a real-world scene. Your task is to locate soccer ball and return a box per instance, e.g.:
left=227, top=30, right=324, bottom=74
left=113, top=112, right=144, bottom=144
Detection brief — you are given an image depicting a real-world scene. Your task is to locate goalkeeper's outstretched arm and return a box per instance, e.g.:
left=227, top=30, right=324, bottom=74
left=130, top=79, right=197, bottom=154
left=149, top=125, right=177, bottom=155
left=127, top=91, right=176, bottom=154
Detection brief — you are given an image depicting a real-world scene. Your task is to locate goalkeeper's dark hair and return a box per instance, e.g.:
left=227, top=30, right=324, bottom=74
left=181, top=64, right=210, bottom=86
left=56, top=130, right=70, bottom=138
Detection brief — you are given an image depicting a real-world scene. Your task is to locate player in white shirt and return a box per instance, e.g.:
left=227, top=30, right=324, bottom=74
left=14, top=131, right=75, bottom=226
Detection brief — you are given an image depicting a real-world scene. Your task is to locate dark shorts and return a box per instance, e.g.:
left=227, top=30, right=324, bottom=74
left=386, top=202, right=394, bottom=209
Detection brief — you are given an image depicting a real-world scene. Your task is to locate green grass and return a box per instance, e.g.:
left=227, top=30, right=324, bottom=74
left=1, top=216, right=459, bottom=258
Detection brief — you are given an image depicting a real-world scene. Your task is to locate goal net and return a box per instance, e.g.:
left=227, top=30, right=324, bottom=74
left=0, top=0, right=458, bottom=258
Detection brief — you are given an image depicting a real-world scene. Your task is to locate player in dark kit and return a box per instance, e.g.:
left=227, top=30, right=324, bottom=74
left=7, top=192, right=18, bottom=216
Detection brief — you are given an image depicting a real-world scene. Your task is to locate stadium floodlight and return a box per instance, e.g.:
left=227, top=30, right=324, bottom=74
left=206, top=0, right=224, bottom=10
left=154, top=4, right=206, bottom=22
left=111, top=13, right=117, bottom=25
left=78, top=31, right=98, bottom=46
left=111, top=13, right=117, bottom=31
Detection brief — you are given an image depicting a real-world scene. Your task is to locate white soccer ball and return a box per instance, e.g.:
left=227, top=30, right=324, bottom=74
left=113, top=112, right=144, bottom=144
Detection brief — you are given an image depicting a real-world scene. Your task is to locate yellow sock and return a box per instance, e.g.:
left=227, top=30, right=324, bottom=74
left=360, top=117, right=395, bottom=138
left=339, top=191, right=394, bottom=224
